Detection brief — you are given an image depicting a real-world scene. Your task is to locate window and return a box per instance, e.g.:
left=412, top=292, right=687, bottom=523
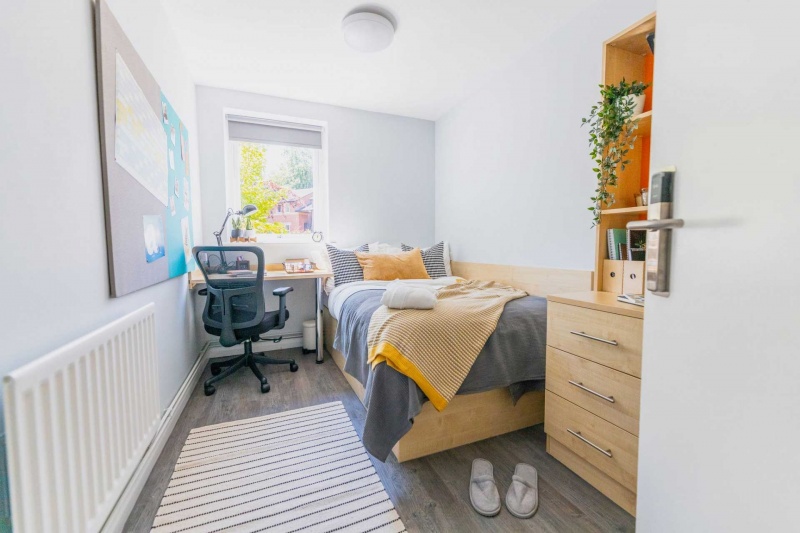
left=225, top=112, right=326, bottom=242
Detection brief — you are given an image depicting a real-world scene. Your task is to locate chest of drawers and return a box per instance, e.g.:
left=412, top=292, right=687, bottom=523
left=545, top=292, right=644, bottom=516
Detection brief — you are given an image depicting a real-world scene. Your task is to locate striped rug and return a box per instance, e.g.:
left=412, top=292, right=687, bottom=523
left=151, top=402, right=406, bottom=532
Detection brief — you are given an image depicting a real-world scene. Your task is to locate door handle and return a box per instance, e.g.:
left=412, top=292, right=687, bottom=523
left=627, top=219, right=684, bottom=231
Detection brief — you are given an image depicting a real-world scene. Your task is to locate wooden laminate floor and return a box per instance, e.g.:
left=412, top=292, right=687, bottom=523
left=126, top=348, right=635, bottom=532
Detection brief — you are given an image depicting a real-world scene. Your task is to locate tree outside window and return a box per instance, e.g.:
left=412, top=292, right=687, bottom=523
left=236, top=142, right=316, bottom=234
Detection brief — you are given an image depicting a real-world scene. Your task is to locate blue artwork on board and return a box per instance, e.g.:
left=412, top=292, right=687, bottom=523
left=160, top=93, right=196, bottom=277
left=143, top=215, right=166, bottom=263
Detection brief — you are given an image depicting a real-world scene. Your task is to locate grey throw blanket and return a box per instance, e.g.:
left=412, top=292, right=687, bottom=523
left=333, top=289, right=547, bottom=461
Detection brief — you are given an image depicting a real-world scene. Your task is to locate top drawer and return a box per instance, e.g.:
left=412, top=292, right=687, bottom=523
left=547, top=301, right=643, bottom=377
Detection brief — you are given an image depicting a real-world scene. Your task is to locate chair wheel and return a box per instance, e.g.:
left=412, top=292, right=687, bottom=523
left=290, top=362, right=299, bottom=372
left=210, top=365, right=221, bottom=376
left=261, top=383, right=271, bottom=393
left=204, top=385, right=216, bottom=396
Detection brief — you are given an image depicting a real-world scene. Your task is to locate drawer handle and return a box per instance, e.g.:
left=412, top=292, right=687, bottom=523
left=567, top=429, right=613, bottom=458
left=569, top=331, right=618, bottom=346
left=568, top=380, right=615, bottom=403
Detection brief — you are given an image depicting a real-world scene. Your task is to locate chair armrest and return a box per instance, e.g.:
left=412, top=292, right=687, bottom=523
left=273, top=287, right=294, bottom=297
left=206, top=286, right=238, bottom=347
left=273, top=286, right=293, bottom=329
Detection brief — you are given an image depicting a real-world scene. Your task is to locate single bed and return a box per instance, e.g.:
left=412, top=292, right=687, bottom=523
left=323, top=261, right=593, bottom=462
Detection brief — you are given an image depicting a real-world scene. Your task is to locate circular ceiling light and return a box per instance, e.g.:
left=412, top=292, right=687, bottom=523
left=342, top=12, right=395, bottom=53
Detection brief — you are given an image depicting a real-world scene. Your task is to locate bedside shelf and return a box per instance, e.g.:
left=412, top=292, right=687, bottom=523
left=601, top=206, right=648, bottom=216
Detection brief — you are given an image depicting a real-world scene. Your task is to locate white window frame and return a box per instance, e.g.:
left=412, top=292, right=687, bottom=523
left=223, top=108, right=328, bottom=244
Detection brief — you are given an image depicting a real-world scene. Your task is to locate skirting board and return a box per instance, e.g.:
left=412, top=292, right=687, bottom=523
left=101, top=343, right=211, bottom=531
left=323, top=308, right=545, bottom=462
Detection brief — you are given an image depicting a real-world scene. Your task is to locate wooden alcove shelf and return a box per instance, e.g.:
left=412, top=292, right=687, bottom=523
left=595, top=12, right=657, bottom=293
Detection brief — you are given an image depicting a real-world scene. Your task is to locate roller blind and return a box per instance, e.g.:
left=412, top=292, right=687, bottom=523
left=227, top=115, right=323, bottom=149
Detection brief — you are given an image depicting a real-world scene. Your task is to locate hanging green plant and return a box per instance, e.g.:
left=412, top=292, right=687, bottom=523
left=582, top=79, right=649, bottom=226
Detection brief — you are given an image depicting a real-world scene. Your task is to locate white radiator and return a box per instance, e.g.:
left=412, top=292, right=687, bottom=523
left=3, top=303, right=161, bottom=532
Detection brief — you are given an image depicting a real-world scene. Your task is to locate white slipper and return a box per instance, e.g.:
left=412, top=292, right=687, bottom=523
left=505, top=463, right=538, bottom=519
left=470, top=458, right=501, bottom=517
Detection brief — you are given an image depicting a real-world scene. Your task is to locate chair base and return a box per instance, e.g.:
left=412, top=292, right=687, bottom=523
left=204, top=340, right=298, bottom=396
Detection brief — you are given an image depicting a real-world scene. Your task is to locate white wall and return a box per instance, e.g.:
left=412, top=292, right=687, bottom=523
left=196, top=85, right=436, bottom=249
left=0, top=0, right=203, bottom=527
left=637, top=1, right=799, bottom=530
left=435, top=0, right=655, bottom=269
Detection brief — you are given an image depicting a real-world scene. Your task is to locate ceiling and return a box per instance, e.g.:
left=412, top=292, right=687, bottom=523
left=162, top=0, right=594, bottom=120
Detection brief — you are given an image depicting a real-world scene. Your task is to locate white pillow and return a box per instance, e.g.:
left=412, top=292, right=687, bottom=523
left=367, top=242, right=404, bottom=254
left=441, top=241, right=452, bottom=277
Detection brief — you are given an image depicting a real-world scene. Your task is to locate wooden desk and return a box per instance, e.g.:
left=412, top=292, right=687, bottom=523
left=188, top=264, right=331, bottom=288
left=189, top=264, right=332, bottom=363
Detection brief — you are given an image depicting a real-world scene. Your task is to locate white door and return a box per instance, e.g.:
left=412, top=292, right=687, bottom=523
left=637, top=1, right=800, bottom=531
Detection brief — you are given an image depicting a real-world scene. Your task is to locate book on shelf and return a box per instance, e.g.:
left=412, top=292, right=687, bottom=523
left=607, top=229, right=627, bottom=260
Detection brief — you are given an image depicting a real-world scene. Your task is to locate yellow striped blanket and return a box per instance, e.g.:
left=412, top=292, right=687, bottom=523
left=366, top=280, right=527, bottom=411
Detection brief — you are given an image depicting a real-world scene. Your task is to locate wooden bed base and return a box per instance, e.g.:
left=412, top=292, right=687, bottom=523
left=323, top=261, right=592, bottom=462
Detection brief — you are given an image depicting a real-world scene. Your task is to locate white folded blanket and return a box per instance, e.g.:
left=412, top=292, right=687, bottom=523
left=381, top=280, right=437, bottom=310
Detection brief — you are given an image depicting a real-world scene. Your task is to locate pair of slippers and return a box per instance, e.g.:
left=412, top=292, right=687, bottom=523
left=469, top=459, right=538, bottom=519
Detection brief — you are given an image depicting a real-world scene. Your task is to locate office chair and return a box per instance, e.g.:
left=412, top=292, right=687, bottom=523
left=193, top=245, right=298, bottom=395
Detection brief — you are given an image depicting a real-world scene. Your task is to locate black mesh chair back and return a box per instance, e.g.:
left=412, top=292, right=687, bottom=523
left=193, top=246, right=265, bottom=347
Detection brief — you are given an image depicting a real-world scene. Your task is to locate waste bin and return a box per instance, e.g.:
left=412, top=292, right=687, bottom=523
left=302, top=319, right=316, bottom=353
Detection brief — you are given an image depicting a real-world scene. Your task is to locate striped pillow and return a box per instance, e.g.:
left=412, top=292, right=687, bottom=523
left=326, top=244, right=369, bottom=287
left=401, top=241, right=450, bottom=278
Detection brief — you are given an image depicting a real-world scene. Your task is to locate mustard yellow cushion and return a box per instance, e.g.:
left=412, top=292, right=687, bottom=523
left=355, top=249, right=431, bottom=281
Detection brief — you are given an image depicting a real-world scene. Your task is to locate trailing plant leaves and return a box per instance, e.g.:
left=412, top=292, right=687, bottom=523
left=580, top=79, right=649, bottom=225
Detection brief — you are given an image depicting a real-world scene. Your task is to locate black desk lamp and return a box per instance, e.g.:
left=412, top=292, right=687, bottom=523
left=214, top=204, right=258, bottom=246
left=212, top=204, right=258, bottom=268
